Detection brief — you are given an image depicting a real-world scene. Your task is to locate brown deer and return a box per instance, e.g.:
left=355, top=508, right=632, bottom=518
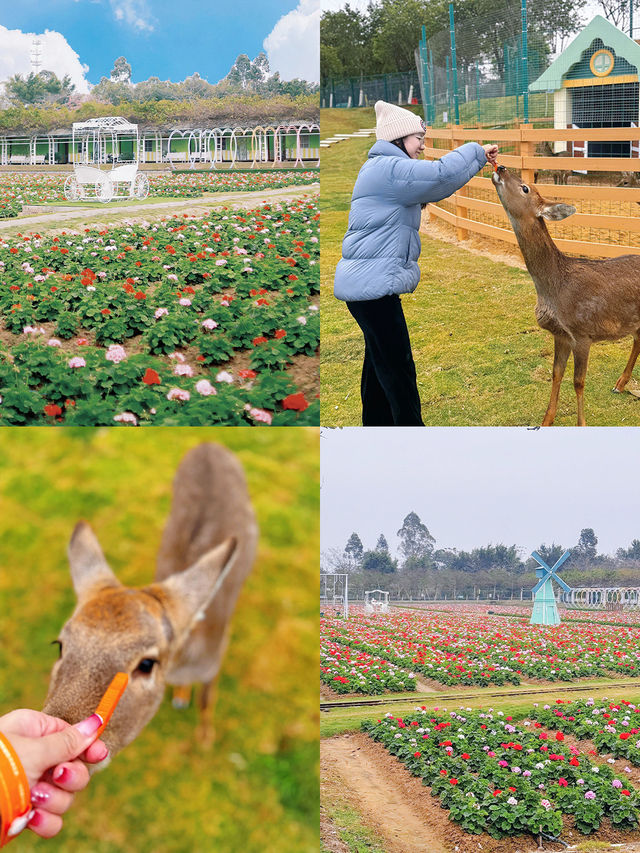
left=43, top=442, right=258, bottom=759
left=492, top=164, right=640, bottom=426
left=533, top=141, right=571, bottom=185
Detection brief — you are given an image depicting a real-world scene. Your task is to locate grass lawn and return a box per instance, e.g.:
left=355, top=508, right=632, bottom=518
left=320, top=108, right=640, bottom=426
left=0, top=427, right=319, bottom=853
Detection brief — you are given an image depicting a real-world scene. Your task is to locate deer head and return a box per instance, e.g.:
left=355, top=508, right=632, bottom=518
left=43, top=521, right=237, bottom=758
left=492, top=165, right=575, bottom=233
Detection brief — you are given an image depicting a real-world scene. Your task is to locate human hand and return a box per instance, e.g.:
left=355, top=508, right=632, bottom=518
left=0, top=709, right=108, bottom=839
left=483, top=144, right=499, bottom=164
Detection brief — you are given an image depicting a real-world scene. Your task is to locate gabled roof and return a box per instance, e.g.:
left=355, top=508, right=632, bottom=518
left=530, top=15, right=640, bottom=91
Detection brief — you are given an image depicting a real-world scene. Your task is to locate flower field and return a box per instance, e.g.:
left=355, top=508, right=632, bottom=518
left=0, top=170, right=319, bottom=213
left=321, top=609, right=640, bottom=690
left=0, top=196, right=319, bottom=424
left=362, top=703, right=640, bottom=840
left=321, top=639, right=417, bottom=694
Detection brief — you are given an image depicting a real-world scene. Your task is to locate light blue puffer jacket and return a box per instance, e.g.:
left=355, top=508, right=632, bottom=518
left=334, top=140, right=487, bottom=301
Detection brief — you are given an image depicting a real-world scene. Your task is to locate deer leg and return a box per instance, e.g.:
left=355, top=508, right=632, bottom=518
left=572, top=341, right=591, bottom=427
left=196, top=674, right=220, bottom=749
left=613, top=334, right=640, bottom=392
left=542, top=336, right=571, bottom=426
left=171, top=685, right=192, bottom=709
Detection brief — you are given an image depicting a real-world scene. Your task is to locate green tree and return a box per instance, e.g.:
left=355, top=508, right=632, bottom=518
left=375, top=533, right=389, bottom=553
left=575, top=528, right=598, bottom=562
left=111, top=56, right=132, bottom=84
left=5, top=71, right=75, bottom=106
left=344, top=532, right=364, bottom=564
left=361, top=549, right=397, bottom=573
left=397, top=511, right=435, bottom=563
left=617, top=539, right=640, bottom=561
left=91, top=77, right=134, bottom=104
left=532, top=543, right=566, bottom=568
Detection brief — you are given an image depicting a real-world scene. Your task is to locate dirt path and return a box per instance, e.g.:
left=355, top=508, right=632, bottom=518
left=321, top=732, right=556, bottom=853
left=0, top=183, right=318, bottom=231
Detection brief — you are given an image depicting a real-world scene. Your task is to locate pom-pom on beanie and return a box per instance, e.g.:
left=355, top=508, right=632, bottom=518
left=375, top=100, right=426, bottom=141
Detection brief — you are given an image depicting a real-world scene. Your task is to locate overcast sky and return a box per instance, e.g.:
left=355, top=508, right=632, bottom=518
left=321, top=428, right=640, bottom=559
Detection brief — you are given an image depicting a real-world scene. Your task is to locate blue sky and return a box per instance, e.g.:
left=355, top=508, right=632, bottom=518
left=0, top=0, right=319, bottom=90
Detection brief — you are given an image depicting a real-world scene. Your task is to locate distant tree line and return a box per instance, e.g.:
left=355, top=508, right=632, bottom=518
left=320, top=0, right=585, bottom=84
left=322, top=512, right=640, bottom=600
left=4, top=52, right=317, bottom=109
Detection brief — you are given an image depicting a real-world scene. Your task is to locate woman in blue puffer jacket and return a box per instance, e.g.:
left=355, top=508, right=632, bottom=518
left=334, top=100, right=498, bottom=426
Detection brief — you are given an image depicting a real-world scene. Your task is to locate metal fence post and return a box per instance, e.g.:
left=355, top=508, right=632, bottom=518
left=449, top=3, right=460, bottom=125
left=521, top=0, right=529, bottom=123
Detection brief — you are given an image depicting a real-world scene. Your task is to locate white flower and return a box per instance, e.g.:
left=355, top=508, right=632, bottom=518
left=297, top=316, right=307, bottom=325
left=173, top=363, right=193, bottom=377
left=195, top=379, right=217, bottom=396
left=167, top=388, right=190, bottom=401
left=216, top=371, right=233, bottom=383
left=105, top=344, right=127, bottom=364
left=202, top=318, right=218, bottom=330
left=113, top=412, right=137, bottom=426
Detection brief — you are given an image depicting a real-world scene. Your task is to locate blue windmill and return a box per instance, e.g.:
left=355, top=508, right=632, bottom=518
left=530, top=550, right=572, bottom=625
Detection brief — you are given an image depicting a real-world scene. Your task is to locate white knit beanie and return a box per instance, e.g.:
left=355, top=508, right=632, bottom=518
left=375, top=100, right=426, bottom=141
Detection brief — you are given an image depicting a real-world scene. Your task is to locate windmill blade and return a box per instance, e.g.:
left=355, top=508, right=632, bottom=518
left=532, top=574, right=552, bottom=595
left=551, top=551, right=572, bottom=572
left=553, top=576, right=572, bottom=594
left=531, top=551, right=553, bottom=573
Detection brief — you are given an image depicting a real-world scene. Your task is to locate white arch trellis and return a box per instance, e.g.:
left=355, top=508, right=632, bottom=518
left=561, top=587, right=640, bottom=608
left=364, top=589, right=389, bottom=614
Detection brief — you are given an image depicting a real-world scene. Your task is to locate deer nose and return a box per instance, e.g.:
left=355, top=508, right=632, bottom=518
left=496, top=165, right=506, bottom=173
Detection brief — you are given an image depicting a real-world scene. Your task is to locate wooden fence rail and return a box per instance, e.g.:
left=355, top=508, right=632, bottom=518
left=425, top=126, right=640, bottom=257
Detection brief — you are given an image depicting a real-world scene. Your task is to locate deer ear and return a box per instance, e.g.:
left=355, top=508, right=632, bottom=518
left=540, top=203, right=576, bottom=221
left=68, top=521, right=120, bottom=600
left=157, top=538, right=238, bottom=636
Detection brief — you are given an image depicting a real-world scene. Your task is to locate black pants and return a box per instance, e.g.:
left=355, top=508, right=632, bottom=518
left=346, top=295, right=424, bottom=426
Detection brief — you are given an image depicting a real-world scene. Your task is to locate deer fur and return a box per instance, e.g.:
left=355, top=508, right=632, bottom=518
left=43, top=443, right=258, bottom=758
left=492, top=165, right=640, bottom=426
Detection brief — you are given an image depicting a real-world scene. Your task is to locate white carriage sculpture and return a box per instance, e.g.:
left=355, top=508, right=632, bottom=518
left=64, top=117, right=150, bottom=203
left=364, top=589, right=389, bottom=614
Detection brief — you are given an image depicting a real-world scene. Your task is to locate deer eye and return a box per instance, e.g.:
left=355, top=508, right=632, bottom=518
left=51, top=640, right=62, bottom=658
left=135, top=658, right=158, bottom=675
left=522, top=185, right=530, bottom=194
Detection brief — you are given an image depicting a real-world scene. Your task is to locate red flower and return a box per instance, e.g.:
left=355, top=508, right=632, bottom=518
left=256, top=298, right=269, bottom=306
left=101, top=308, right=111, bottom=315
left=287, top=274, right=298, bottom=281
left=196, top=355, right=205, bottom=362
left=493, top=790, right=502, bottom=797
left=274, top=329, right=286, bottom=339
left=449, top=778, right=458, bottom=785
left=239, top=369, right=257, bottom=379
left=44, top=403, right=62, bottom=417
left=555, top=732, right=564, bottom=741
left=461, top=753, right=470, bottom=759
left=282, top=392, right=309, bottom=412
left=413, top=752, right=421, bottom=758
left=134, top=291, right=146, bottom=300
left=142, top=368, right=161, bottom=385
left=252, top=336, right=268, bottom=346
left=558, top=778, right=568, bottom=787
left=570, top=758, right=579, bottom=766
left=622, top=790, right=631, bottom=796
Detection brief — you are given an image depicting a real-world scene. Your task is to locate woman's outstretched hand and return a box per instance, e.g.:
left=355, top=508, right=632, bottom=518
left=0, top=709, right=108, bottom=839
left=483, top=144, right=499, bottom=165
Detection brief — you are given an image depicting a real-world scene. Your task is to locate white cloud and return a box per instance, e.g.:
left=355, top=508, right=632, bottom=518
left=264, top=0, right=320, bottom=83
left=321, top=0, right=370, bottom=9
left=0, top=26, right=90, bottom=94
left=109, top=0, right=155, bottom=32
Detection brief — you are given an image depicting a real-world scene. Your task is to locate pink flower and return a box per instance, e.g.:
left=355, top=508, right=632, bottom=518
left=113, top=412, right=138, bottom=426
left=178, top=298, right=192, bottom=306
left=167, top=388, right=190, bottom=401
left=201, top=318, right=218, bottom=330
left=246, top=406, right=272, bottom=425
left=167, top=274, right=178, bottom=281
left=68, top=357, right=86, bottom=369
left=215, top=371, right=233, bottom=383
left=195, top=379, right=217, bottom=396
left=173, top=363, right=193, bottom=377
left=105, top=344, right=127, bottom=363
left=169, top=352, right=186, bottom=362
left=155, top=307, right=169, bottom=319
left=215, top=259, right=227, bottom=266
left=47, top=339, right=62, bottom=347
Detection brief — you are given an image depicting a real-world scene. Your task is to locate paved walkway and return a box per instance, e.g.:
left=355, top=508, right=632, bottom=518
left=0, top=183, right=319, bottom=231
left=320, top=129, right=375, bottom=148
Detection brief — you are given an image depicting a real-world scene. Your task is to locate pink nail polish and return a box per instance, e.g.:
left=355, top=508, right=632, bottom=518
left=52, top=766, right=70, bottom=784
left=28, top=810, right=43, bottom=828
left=31, top=787, right=50, bottom=804
left=74, top=713, right=102, bottom=736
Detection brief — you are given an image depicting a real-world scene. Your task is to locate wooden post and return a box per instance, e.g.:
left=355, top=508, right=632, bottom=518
left=520, top=126, right=535, bottom=186
left=423, top=125, right=437, bottom=224
left=452, top=126, right=469, bottom=241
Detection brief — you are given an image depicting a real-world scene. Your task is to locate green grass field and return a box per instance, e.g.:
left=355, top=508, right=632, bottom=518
left=320, top=108, right=640, bottom=426
left=0, top=427, right=319, bottom=853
